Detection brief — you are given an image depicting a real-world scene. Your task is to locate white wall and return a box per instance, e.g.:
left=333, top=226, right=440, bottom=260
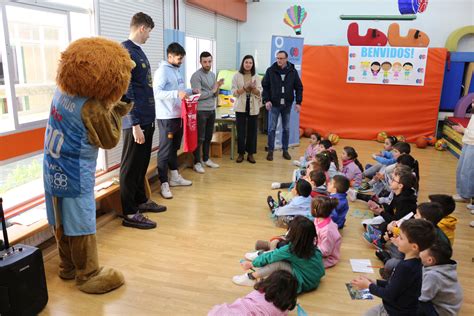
left=239, top=0, right=474, bottom=73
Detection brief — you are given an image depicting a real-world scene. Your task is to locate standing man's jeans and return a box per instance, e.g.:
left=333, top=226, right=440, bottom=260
left=267, top=105, right=291, bottom=152
left=157, top=118, right=183, bottom=184
left=194, top=110, right=215, bottom=163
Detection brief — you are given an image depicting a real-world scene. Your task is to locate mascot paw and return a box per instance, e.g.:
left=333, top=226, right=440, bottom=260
left=77, top=267, right=124, bottom=294
left=59, top=269, right=76, bottom=280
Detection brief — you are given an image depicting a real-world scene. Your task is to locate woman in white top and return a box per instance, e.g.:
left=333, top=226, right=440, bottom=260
left=452, top=108, right=474, bottom=223
left=232, top=55, right=263, bottom=163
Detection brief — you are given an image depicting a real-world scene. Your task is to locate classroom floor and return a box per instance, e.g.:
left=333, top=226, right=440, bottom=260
left=40, top=136, right=474, bottom=315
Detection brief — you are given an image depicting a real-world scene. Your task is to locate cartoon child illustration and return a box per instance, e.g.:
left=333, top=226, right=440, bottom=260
left=371, top=61, right=381, bottom=78
left=360, top=61, right=370, bottom=77
left=392, top=62, right=402, bottom=79
left=403, top=62, right=413, bottom=80
left=381, top=61, right=392, bottom=80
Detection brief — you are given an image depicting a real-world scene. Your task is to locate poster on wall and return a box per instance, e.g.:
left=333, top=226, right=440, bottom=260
left=270, top=35, right=304, bottom=149
left=346, top=46, right=428, bottom=86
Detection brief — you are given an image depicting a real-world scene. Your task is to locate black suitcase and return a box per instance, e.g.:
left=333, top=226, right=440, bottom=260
left=0, top=198, right=48, bottom=315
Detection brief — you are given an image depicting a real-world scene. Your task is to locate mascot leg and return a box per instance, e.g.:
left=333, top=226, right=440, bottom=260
left=57, top=231, right=76, bottom=280
left=70, top=234, right=124, bottom=294
left=52, top=197, right=75, bottom=280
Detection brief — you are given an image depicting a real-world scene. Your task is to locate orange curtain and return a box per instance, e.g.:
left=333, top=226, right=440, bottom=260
left=300, top=46, right=447, bottom=141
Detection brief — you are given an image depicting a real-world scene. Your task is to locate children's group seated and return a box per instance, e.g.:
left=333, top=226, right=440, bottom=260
left=209, top=137, right=463, bottom=315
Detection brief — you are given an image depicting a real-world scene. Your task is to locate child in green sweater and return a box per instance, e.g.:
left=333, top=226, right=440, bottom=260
left=233, top=216, right=325, bottom=294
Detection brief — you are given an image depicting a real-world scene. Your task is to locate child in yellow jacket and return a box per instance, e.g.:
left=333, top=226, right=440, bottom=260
left=429, top=194, right=457, bottom=245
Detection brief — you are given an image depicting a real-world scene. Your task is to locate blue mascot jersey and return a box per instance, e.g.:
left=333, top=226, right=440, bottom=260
left=43, top=89, right=98, bottom=197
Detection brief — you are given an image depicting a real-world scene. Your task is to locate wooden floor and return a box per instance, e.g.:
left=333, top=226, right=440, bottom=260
left=41, top=136, right=473, bottom=315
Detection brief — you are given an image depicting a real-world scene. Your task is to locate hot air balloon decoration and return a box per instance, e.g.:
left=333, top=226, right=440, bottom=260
left=283, top=5, right=308, bottom=35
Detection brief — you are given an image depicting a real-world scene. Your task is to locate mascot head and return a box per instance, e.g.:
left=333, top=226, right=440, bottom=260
left=56, top=37, right=134, bottom=109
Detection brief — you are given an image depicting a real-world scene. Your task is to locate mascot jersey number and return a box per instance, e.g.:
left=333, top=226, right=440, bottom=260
left=43, top=37, right=134, bottom=294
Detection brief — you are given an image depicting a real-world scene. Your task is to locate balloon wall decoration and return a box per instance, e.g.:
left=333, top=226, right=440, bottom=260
left=283, top=5, right=308, bottom=35
left=398, top=0, right=429, bottom=15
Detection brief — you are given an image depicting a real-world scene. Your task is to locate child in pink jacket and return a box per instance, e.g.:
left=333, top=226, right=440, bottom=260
left=311, top=196, right=342, bottom=268
left=341, top=146, right=363, bottom=188
left=208, top=270, right=297, bottom=316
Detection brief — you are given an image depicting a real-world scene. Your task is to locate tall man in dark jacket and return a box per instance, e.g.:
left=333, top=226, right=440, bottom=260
left=120, top=12, right=166, bottom=230
left=262, top=50, right=303, bottom=161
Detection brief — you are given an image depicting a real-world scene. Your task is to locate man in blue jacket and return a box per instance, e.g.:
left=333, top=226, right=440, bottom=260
left=120, top=12, right=166, bottom=230
left=262, top=50, right=303, bottom=161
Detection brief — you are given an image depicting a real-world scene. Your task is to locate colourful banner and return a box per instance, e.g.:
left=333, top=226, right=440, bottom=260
left=347, top=46, right=428, bottom=86
left=270, top=35, right=304, bottom=148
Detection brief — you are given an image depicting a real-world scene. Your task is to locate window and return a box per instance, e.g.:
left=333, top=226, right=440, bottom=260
left=0, top=1, right=95, bottom=215
left=185, top=36, right=216, bottom=88
left=6, top=5, right=68, bottom=125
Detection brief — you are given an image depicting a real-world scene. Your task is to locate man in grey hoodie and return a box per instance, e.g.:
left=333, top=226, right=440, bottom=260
left=153, top=43, right=194, bottom=199
left=190, top=51, right=224, bottom=174
left=419, top=240, right=463, bottom=316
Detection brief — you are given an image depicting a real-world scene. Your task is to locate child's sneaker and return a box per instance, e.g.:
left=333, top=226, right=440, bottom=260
left=277, top=191, right=287, bottom=206
left=358, top=182, right=372, bottom=193
left=292, top=160, right=301, bottom=167
left=232, top=273, right=256, bottom=286
left=467, top=203, right=474, bottom=211
left=375, top=249, right=391, bottom=263
left=244, top=250, right=262, bottom=261
left=267, top=196, right=277, bottom=211
left=363, top=231, right=383, bottom=249
left=271, top=182, right=281, bottom=189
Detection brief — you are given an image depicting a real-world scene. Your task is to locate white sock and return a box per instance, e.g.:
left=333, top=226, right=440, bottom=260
left=170, top=169, right=179, bottom=179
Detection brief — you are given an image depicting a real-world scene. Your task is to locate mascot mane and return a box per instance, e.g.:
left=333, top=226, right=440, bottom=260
left=56, top=37, right=133, bottom=109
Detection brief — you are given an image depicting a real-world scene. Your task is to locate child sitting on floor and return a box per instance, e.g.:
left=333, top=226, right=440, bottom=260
left=328, top=175, right=350, bottom=229
left=418, top=240, right=463, bottom=316
left=359, top=141, right=411, bottom=193
left=352, top=219, right=436, bottom=316
left=340, top=146, right=363, bottom=188
left=233, top=216, right=325, bottom=295
left=267, top=179, right=312, bottom=228
left=380, top=202, right=449, bottom=278
left=293, top=132, right=322, bottom=167
left=319, top=140, right=340, bottom=178
left=311, top=196, right=341, bottom=268
left=363, top=168, right=417, bottom=248
left=209, top=270, right=298, bottom=316
left=428, top=194, right=457, bottom=245
left=309, top=170, right=328, bottom=197
left=364, top=136, right=398, bottom=179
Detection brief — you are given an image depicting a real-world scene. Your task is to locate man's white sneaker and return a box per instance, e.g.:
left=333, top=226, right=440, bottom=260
left=244, top=250, right=261, bottom=261
left=232, top=273, right=256, bottom=286
left=169, top=174, right=192, bottom=187
left=160, top=182, right=173, bottom=199
left=452, top=194, right=469, bottom=202
left=204, top=159, right=219, bottom=168
left=193, top=163, right=205, bottom=174
left=271, top=182, right=281, bottom=189
left=347, top=188, right=357, bottom=202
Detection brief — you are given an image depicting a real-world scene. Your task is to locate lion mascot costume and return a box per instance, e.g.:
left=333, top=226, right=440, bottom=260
left=43, top=37, right=134, bottom=294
